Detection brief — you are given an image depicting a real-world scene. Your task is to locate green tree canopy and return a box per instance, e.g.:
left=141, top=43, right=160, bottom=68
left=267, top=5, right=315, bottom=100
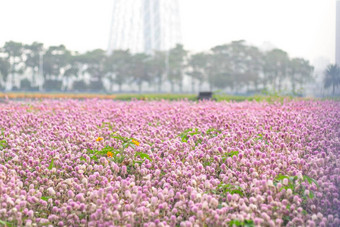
left=323, top=64, right=340, bottom=96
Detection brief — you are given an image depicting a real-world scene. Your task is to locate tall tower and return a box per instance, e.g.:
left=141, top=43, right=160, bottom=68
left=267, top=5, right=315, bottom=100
left=336, top=0, right=340, bottom=65
left=107, top=0, right=182, bottom=54
left=143, top=0, right=161, bottom=53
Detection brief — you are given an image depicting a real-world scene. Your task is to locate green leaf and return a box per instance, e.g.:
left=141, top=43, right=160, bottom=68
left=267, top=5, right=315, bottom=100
left=41, top=196, right=51, bottom=201
left=228, top=220, right=242, bottom=226
left=221, top=151, right=239, bottom=160
left=283, top=215, right=291, bottom=224
left=48, top=159, right=54, bottom=170
left=133, top=160, right=144, bottom=165
left=0, top=140, right=7, bottom=150
left=309, top=191, right=314, bottom=199
left=274, top=174, right=290, bottom=181
left=216, top=183, right=244, bottom=196
left=0, top=219, right=14, bottom=227
left=244, top=220, right=255, bottom=227
left=228, top=151, right=239, bottom=157
left=102, top=146, right=114, bottom=152
left=39, top=222, right=53, bottom=226
left=206, top=128, right=221, bottom=136
left=99, top=122, right=114, bottom=130
left=303, top=175, right=319, bottom=188
left=87, top=148, right=96, bottom=154
left=289, top=176, right=298, bottom=182
left=90, top=155, right=98, bottom=161
left=179, top=128, right=198, bottom=142
left=231, top=189, right=244, bottom=196
left=228, top=219, right=254, bottom=227
left=135, top=152, right=152, bottom=161
left=254, top=133, right=263, bottom=141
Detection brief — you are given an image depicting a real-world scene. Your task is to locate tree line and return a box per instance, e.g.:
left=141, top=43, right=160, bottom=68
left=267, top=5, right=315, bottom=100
left=0, top=40, right=323, bottom=94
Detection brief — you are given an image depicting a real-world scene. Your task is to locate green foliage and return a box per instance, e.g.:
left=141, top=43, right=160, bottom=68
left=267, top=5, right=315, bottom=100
left=39, top=222, right=53, bottom=226
left=98, top=122, right=114, bottom=130
left=202, top=157, right=214, bottom=167
left=212, top=183, right=245, bottom=197
left=0, top=139, right=7, bottom=150
left=323, top=64, right=340, bottom=96
left=41, top=196, right=52, bottom=201
left=85, top=146, right=125, bottom=164
left=228, top=219, right=254, bottom=227
left=0, top=129, right=7, bottom=150
left=134, top=152, right=151, bottom=161
left=88, top=80, right=104, bottom=92
left=83, top=133, right=149, bottom=169
left=179, top=128, right=200, bottom=142
left=20, top=78, right=32, bottom=91
left=221, top=150, right=239, bottom=162
left=303, top=175, right=319, bottom=188
left=206, top=128, right=221, bottom=138
left=110, top=133, right=139, bottom=149
left=254, top=133, right=268, bottom=144
left=274, top=174, right=318, bottom=201
left=133, top=152, right=152, bottom=165
left=179, top=127, right=221, bottom=145
left=48, top=158, right=54, bottom=170
left=43, top=80, right=62, bottom=91
left=282, top=215, right=291, bottom=225
left=0, top=219, right=14, bottom=227
left=72, top=80, right=88, bottom=92
left=0, top=38, right=316, bottom=95
left=0, top=57, right=10, bottom=84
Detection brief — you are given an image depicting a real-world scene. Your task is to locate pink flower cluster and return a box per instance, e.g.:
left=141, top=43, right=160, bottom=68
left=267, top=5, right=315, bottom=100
left=0, top=100, right=339, bottom=226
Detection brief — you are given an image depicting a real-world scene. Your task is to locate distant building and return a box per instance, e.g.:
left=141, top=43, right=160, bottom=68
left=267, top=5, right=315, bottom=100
left=337, top=0, right=340, bottom=65
left=107, top=0, right=182, bottom=54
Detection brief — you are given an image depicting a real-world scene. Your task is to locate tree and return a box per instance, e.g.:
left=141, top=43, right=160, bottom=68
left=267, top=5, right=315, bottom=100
left=209, top=44, right=233, bottom=91
left=105, top=50, right=131, bottom=92
left=168, top=44, right=187, bottom=92
left=43, top=45, right=71, bottom=91
left=323, top=64, right=340, bottom=96
left=187, top=52, right=209, bottom=93
left=243, top=45, right=263, bottom=92
left=77, top=49, right=106, bottom=92
left=228, top=40, right=256, bottom=92
left=43, top=45, right=71, bottom=80
left=130, top=53, right=152, bottom=93
left=0, top=57, right=10, bottom=90
left=24, top=42, right=43, bottom=87
left=263, top=49, right=289, bottom=92
left=289, top=58, right=314, bottom=94
left=81, top=49, right=106, bottom=79
left=148, top=51, right=166, bottom=92
left=3, top=41, right=24, bottom=88
left=63, top=54, right=81, bottom=91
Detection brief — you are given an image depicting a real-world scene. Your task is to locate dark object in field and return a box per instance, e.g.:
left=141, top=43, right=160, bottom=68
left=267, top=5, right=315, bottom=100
left=198, top=91, right=214, bottom=100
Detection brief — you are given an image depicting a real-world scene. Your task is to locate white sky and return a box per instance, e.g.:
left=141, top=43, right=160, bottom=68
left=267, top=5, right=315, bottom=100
left=0, top=0, right=336, bottom=66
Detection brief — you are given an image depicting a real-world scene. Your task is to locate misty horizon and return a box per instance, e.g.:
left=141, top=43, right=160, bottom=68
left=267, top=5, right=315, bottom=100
left=0, top=0, right=335, bottom=67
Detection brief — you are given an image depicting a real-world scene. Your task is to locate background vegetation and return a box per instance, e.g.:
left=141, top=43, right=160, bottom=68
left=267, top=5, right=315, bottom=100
left=0, top=40, right=339, bottom=96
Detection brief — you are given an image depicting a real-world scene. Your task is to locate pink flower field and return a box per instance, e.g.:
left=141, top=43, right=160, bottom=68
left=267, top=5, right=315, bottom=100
left=0, top=100, right=339, bottom=226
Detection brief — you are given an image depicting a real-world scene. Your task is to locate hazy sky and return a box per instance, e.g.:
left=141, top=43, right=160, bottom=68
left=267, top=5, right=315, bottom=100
left=0, top=0, right=336, bottom=66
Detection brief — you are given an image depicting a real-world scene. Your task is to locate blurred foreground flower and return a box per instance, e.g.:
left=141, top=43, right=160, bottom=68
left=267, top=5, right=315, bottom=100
left=96, top=137, right=103, bottom=142
left=132, top=139, right=140, bottom=146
